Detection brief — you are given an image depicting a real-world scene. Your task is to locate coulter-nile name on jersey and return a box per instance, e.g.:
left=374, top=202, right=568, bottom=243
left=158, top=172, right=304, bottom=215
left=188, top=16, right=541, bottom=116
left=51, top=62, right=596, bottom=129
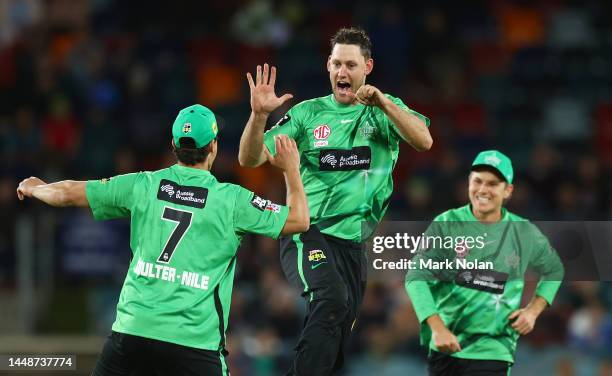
left=264, top=94, right=430, bottom=241
left=86, top=165, right=288, bottom=351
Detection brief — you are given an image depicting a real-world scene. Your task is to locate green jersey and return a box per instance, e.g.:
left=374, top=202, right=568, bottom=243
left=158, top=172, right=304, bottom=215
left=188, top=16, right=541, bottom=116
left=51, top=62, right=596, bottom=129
left=86, top=164, right=288, bottom=351
left=264, top=94, right=429, bottom=241
left=405, top=204, right=564, bottom=363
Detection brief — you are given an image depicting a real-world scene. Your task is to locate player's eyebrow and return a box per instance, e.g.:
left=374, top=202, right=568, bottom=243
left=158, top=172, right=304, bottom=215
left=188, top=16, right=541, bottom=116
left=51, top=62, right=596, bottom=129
left=331, top=58, right=357, bottom=64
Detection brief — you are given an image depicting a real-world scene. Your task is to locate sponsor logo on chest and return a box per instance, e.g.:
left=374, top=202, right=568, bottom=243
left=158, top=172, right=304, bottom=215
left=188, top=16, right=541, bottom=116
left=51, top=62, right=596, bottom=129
left=319, top=146, right=371, bottom=171
left=313, top=124, right=331, bottom=148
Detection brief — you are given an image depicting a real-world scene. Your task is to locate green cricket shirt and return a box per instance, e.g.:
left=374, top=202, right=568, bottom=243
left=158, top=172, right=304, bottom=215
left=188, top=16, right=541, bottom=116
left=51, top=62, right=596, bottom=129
left=86, top=164, right=289, bottom=350
left=405, top=204, right=564, bottom=363
left=264, top=94, right=430, bottom=242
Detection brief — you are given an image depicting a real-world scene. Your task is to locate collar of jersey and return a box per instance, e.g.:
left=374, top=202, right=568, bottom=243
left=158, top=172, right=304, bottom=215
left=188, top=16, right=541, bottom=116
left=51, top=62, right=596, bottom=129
left=172, top=164, right=213, bottom=176
left=466, top=204, right=509, bottom=222
left=329, top=94, right=366, bottom=110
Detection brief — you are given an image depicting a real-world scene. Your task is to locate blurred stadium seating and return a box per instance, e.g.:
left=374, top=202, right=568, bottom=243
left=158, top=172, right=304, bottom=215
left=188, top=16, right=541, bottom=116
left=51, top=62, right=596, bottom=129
left=1, top=1, right=612, bottom=375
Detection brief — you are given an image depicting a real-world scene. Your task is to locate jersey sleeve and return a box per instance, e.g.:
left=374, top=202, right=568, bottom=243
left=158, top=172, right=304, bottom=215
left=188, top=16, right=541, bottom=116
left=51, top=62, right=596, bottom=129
left=384, top=95, right=431, bottom=142
left=529, top=225, right=565, bottom=305
left=405, top=220, right=448, bottom=323
left=263, top=106, right=302, bottom=155
left=233, top=186, right=289, bottom=239
left=86, top=173, right=141, bottom=220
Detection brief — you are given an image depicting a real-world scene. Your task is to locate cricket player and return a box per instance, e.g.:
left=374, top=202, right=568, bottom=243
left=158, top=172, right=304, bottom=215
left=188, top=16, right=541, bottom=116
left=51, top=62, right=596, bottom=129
left=405, top=150, right=565, bottom=375
left=238, top=27, right=432, bottom=375
left=17, top=104, right=309, bottom=376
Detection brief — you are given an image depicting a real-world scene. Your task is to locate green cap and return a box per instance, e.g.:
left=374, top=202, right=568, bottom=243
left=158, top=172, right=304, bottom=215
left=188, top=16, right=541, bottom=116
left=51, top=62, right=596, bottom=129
left=172, top=104, right=218, bottom=148
left=471, top=150, right=514, bottom=183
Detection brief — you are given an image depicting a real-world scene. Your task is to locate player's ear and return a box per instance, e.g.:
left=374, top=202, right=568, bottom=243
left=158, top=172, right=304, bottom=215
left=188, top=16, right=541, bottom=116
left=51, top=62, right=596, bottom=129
left=171, top=139, right=177, bottom=151
left=327, top=56, right=332, bottom=72
left=503, top=183, right=514, bottom=200
left=365, top=58, right=373, bottom=75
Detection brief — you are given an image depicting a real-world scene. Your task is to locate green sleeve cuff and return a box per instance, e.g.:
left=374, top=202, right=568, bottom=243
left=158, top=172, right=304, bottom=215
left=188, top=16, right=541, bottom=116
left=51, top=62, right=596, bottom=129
left=85, top=180, right=103, bottom=220
left=535, top=281, right=562, bottom=305
left=272, top=206, right=290, bottom=240
left=405, top=280, right=438, bottom=323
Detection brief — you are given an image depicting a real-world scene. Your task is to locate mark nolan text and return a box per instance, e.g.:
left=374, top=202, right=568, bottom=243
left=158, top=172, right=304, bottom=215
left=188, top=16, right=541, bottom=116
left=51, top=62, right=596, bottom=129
left=373, top=258, right=494, bottom=270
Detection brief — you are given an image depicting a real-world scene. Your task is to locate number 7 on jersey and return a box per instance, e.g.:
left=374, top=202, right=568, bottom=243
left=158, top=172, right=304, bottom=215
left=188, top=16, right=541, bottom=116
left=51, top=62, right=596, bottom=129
left=158, top=206, right=193, bottom=263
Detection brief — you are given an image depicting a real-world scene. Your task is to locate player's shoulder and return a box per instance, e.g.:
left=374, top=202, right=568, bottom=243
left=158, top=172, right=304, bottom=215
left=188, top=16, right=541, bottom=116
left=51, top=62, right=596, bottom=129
left=211, top=181, right=249, bottom=198
left=432, top=205, right=471, bottom=222
left=383, top=93, right=401, bottom=101
left=504, top=209, right=544, bottom=235
left=504, top=209, right=529, bottom=223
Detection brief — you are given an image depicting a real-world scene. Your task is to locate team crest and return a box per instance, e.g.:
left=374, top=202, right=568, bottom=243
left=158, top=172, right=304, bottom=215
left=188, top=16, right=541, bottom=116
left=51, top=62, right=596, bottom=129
left=484, top=152, right=501, bottom=166
left=360, top=122, right=376, bottom=138
left=308, top=249, right=327, bottom=262
left=505, top=250, right=520, bottom=269
left=100, top=178, right=111, bottom=184
left=183, top=123, right=192, bottom=134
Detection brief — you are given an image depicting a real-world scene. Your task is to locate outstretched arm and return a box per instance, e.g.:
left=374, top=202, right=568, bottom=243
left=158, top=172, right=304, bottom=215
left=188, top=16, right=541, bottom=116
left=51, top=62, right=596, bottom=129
left=264, top=135, right=309, bottom=234
left=17, top=177, right=89, bottom=207
left=239, top=63, right=293, bottom=167
left=353, top=85, right=432, bottom=151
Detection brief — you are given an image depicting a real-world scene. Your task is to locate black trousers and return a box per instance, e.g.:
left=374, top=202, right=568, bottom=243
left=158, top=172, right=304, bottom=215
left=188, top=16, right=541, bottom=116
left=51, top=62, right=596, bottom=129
left=280, top=225, right=367, bottom=376
left=428, top=351, right=511, bottom=376
left=92, top=331, right=228, bottom=376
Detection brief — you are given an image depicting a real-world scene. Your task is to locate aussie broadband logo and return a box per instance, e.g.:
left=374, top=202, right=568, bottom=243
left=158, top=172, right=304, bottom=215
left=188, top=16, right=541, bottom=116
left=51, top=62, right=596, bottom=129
left=157, top=179, right=208, bottom=209
left=319, top=146, right=371, bottom=171
left=313, top=124, right=331, bottom=147
left=160, top=184, right=175, bottom=197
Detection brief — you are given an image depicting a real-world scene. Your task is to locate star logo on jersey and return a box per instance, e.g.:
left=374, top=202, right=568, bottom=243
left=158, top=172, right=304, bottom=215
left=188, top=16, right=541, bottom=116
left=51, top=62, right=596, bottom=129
left=99, top=178, right=111, bottom=184
left=360, top=122, right=376, bottom=139
left=505, top=250, right=520, bottom=269
left=182, top=123, right=192, bottom=134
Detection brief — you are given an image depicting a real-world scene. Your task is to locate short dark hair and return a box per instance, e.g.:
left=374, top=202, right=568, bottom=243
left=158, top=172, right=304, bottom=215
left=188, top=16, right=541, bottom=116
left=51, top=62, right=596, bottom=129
left=470, top=166, right=508, bottom=184
left=330, top=27, right=372, bottom=59
left=173, top=137, right=215, bottom=166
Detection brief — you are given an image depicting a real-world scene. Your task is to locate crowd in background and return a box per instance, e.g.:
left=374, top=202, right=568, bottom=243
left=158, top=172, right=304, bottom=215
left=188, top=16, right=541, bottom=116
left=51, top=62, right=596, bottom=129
left=2, top=0, right=612, bottom=374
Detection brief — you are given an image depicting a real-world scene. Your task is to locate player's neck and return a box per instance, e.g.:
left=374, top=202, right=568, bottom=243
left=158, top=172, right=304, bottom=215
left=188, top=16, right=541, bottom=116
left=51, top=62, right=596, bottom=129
left=177, top=161, right=212, bottom=171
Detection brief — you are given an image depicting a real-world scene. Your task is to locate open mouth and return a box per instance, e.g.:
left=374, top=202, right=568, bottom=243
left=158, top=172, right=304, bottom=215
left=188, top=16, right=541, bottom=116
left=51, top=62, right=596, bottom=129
left=337, top=81, right=351, bottom=95
left=476, top=196, right=491, bottom=204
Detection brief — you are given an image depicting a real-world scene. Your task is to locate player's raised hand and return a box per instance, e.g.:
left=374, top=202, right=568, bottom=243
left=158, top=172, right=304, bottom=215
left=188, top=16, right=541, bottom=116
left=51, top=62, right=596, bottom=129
left=263, top=135, right=300, bottom=173
left=17, top=177, right=46, bottom=200
left=352, top=84, right=386, bottom=107
left=247, top=63, right=293, bottom=115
